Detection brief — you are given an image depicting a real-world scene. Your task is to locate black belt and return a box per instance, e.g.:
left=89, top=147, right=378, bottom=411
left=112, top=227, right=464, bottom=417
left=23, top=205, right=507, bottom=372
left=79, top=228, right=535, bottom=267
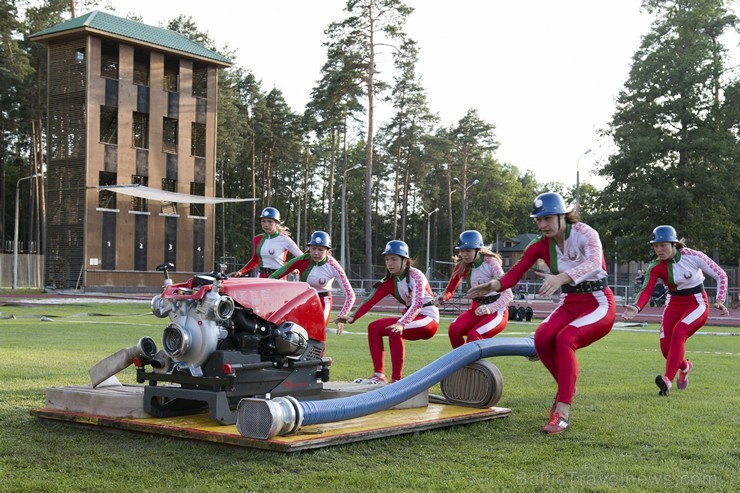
left=561, top=278, right=608, bottom=294
left=670, top=285, right=704, bottom=296
left=408, top=301, right=436, bottom=308
left=317, top=291, right=330, bottom=298
left=473, top=294, right=501, bottom=304
left=259, top=267, right=277, bottom=275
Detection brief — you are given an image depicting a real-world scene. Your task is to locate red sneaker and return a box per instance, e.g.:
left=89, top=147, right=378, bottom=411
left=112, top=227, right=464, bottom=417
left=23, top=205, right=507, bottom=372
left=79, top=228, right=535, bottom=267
left=542, top=411, right=569, bottom=434
left=677, top=361, right=693, bottom=390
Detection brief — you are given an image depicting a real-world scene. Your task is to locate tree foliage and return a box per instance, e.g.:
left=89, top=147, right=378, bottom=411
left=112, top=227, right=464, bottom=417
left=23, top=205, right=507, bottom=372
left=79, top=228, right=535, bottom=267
left=324, top=0, right=413, bottom=276
left=597, top=0, right=738, bottom=263
left=3, top=0, right=737, bottom=284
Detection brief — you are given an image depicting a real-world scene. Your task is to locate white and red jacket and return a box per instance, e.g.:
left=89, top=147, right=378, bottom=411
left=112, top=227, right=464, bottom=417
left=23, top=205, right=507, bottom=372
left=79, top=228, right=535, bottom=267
left=441, top=255, right=513, bottom=312
left=270, top=253, right=356, bottom=318
left=499, top=222, right=608, bottom=290
left=238, top=232, right=302, bottom=275
left=351, top=267, right=439, bottom=326
left=635, top=248, right=728, bottom=310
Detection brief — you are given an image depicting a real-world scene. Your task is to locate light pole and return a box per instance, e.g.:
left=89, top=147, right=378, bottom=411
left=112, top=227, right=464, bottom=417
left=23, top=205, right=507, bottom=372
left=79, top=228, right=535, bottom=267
left=422, top=206, right=439, bottom=276
left=13, top=173, right=42, bottom=290
left=448, top=187, right=458, bottom=256
left=286, top=185, right=301, bottom=246
left=489, top=220, right=500, bottom=253
left=455, top=178, right=480, bottom=231
left=576, top=148, right=592, bottom=212
left=340, top=163, right=363, bottom=271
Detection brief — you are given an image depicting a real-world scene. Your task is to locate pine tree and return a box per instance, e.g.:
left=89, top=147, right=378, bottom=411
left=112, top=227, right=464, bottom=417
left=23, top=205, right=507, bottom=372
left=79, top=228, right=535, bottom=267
left=598, top=0, right=738, bottom=263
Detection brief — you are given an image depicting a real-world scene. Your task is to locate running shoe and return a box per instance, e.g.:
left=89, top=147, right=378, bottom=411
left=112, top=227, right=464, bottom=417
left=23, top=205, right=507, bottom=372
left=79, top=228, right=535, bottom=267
left=655, top=375, right=672, bottom=396
left=542, top=411, right=569, bottom=434
left=677, top=361, right=693, bottom=390
left=353, top=373, right=388, bottom=384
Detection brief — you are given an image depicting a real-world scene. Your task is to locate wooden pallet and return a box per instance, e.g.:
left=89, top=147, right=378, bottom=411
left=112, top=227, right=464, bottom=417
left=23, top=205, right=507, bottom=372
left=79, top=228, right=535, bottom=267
left=31, top=403, right=510, bottom=454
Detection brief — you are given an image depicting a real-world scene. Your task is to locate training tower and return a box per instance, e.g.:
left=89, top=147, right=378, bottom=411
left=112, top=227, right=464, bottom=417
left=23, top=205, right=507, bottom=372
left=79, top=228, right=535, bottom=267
left=30, top=11, right=232, bottom=291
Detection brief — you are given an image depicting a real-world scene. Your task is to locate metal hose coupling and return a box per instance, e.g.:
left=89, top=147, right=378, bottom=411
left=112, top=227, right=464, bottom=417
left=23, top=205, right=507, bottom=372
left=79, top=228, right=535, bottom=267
left=236, top=395, right=303, bottom=440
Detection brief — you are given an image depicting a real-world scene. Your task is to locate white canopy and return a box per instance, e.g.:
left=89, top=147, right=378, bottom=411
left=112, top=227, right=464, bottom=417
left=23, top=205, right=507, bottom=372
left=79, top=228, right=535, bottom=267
left=97, top=184, right=257, bottom=204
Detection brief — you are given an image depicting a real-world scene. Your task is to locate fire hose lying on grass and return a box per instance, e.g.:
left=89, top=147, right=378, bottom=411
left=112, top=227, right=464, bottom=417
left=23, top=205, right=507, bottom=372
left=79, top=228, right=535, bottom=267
left=236, top=335, right=538, bottom=439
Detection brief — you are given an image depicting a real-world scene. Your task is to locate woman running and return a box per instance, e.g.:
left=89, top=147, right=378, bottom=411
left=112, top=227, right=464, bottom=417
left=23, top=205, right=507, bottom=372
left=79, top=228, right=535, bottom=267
left=468, top=192, right=615, bottom=434
left=622, top=225, right=729, bottom=395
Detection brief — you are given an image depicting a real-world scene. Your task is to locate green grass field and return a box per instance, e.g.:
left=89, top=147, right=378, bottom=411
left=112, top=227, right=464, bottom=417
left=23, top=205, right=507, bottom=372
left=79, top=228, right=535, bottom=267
left=0, top=301, right=738, bottom=492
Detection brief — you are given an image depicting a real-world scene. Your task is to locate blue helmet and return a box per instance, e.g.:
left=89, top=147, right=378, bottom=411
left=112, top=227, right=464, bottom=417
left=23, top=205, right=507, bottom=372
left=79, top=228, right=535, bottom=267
left=650, top=225, right=678, bottom=244
left=530, top=192, right=570, bottom=217
left=382, top=240, right=410, bottom=258
left=260, top=207, right=281, bottom=223
left=456, top=230, right=485, bottom=250
left=308, top=231, right=332, bottom=249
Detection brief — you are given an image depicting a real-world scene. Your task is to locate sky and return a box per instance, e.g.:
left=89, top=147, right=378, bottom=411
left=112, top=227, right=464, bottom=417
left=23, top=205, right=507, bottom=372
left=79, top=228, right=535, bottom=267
left=105, top=0, right=736, bottom=189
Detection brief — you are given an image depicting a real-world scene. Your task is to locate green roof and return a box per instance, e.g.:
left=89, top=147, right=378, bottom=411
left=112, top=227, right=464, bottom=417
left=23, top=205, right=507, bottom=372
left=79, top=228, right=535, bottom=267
left=30, top=10, right=232, bottom=67
left=498, top=233, right=539, bottom=253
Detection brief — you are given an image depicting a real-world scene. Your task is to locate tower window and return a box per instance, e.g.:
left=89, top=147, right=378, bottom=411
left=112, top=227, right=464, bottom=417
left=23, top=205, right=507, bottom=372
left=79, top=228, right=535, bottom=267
left=100, top=39, right=119, bottom=79
left=192, top=63, right=207, bottom=98
left=161, top=178, right=177, bottom=215
left=133, top=48, right=150, bottom=86
left=163, top=117, right=178, bottom=153
left=191, top=122, right=206, bottom=157
left=190, top=182, right=205, bottom=216
left=132, top=112, right=149, bottom=149
left=131, top=175, right=148, bottom=212
left=98, top=171, right=117, bottom=209
left=164, top=56, right=179, bottom=92
left=100, top=105, right=118, bottom=144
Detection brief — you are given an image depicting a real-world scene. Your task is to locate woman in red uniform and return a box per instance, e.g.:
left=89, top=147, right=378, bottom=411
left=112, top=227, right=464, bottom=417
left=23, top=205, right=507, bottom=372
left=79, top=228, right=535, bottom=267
left=468, top=192, right=615, bottom=434
left=269, top=231, right=356, bottom=332
left=231, top=207, right=302, bottom=278
left=622, top=225, right=729, bottom=396
left=436, top=230, right=513, bottom=348
left=334, top=240, right=439, bottom=384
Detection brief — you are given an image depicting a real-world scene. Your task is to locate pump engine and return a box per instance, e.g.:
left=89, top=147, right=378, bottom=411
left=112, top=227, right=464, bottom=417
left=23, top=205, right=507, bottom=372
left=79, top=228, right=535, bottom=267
left=131, top=265, right=330, bottom=424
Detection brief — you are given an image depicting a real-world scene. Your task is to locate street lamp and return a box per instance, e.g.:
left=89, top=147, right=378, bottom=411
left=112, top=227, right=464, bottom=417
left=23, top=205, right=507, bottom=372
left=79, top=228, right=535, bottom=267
left=422, top=206, right=439, bottom=276
left=13, top=173, right=42, bottom=290
left=285, top=185, right=301, bottom=246
left=489, top=220, right=500, bottom=253
left=455, top=178, right=480, bottom=231
left=448, top=187, right=458, bottom=256
left=576, top=148, right=592, bottom=212
left=340, top=163, right=363, bottom=270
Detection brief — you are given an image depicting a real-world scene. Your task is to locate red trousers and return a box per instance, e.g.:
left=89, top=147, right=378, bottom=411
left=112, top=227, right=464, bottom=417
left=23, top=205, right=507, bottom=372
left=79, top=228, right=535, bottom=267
left=660, top=291, right=708, bottom=380
left=534, top=289, right=615, bottom=405
left=448, top=305, right=508, bottom=348
left=367, top=314, right=438, bottom=381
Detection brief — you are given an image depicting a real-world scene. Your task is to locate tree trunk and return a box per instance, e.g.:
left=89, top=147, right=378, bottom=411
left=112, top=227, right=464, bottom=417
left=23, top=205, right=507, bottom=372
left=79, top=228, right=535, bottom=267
left=327, top=127, right=337, bottom=237
left=363, top=9, right=376, bottom=279
left=392, top=140, right=401, bottom=238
